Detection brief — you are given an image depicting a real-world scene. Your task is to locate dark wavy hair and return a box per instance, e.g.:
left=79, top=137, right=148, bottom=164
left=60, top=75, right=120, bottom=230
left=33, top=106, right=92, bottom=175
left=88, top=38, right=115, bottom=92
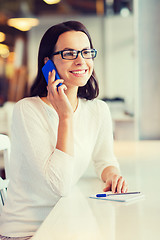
left=30, top=21, right=99, bottom=100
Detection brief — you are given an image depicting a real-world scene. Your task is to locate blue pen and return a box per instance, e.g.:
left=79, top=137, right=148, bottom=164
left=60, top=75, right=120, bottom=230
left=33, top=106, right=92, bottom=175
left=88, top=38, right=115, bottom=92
left=96, top=192, right=141, bottom=197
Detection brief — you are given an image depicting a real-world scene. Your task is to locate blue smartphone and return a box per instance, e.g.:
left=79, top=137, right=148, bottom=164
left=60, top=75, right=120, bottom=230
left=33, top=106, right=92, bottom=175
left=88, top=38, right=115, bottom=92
left=42, top=59, right=62, bottom=88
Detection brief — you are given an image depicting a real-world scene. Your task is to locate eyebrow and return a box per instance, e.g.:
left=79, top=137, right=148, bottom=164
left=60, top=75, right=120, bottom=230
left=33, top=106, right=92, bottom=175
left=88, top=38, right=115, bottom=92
left=61, top=47, right=90, bottom=51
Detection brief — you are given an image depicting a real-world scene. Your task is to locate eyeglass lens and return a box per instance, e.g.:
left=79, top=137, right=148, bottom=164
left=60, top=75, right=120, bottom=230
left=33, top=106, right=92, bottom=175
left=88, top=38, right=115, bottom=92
left=62, top=49, right=96, bottom=59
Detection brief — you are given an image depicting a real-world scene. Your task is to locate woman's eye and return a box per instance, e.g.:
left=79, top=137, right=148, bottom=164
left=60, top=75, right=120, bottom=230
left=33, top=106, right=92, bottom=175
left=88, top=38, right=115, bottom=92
left=64, top=51, right=75, bottom=57
left=83, top=50, right=91, bottom=55
left=67, top=52, right=73, bottom=56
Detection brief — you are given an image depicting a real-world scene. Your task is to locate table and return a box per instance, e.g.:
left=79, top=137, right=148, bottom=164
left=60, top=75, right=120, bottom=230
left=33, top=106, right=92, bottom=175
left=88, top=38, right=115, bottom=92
left=32, top=141, right=160, bottom=240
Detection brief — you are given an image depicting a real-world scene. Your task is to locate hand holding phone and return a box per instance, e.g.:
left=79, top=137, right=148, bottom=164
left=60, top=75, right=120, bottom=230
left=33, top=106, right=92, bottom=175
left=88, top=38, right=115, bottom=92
left=42, top=59, right=62, bottom=88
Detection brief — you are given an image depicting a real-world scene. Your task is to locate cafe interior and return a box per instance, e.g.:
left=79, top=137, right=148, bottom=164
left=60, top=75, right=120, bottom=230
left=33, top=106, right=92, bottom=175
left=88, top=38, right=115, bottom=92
left=0, top=0, right=160, bottom=239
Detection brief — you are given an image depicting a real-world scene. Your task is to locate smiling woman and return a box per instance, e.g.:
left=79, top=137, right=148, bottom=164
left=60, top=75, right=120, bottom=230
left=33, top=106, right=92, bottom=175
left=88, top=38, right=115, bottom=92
left=51, top=31, right=94, bottom=90
left=0, top=21, right=128, bottom=239
left=31, top=21, right=99, bottom=100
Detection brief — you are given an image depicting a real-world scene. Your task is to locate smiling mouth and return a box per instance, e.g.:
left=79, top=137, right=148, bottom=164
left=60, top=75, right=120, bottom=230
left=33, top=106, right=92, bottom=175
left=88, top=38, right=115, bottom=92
left=70, top=70, right=87, bottom=75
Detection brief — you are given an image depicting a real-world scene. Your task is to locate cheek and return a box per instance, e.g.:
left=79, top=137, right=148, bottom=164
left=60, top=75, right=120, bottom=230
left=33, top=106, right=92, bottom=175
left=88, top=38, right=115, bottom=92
left=57, top=65, right=72, bottom=82
left=54, top=60, right=69, bottom=77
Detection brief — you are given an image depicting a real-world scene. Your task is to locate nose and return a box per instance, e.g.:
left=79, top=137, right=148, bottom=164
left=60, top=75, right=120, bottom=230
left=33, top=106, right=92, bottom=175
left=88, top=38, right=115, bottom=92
left=74, top=51, right=85, bottom=65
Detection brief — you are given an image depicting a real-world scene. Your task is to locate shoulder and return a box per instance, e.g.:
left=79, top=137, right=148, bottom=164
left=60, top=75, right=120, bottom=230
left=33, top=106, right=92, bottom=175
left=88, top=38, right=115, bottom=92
left=12, top=97, right=49, bottom=129
left=78, top=98, right=112, bottom=127
left=13, top=97, right=44, bottom=120
left=14, top=97, right=42, bottom=113
left=80, top=98, right=110, bottom=116
left=14, top=96, right=40, bottom=108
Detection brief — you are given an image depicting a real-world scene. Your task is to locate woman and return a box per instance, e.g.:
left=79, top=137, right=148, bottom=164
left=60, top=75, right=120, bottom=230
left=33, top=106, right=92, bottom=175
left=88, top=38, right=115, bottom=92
left=0, top=21, right=128, bottom=239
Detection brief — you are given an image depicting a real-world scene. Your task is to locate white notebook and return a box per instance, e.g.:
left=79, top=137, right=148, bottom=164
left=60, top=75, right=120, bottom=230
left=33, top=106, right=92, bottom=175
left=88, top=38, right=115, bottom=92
left=89, top=191, right=144, bottom=203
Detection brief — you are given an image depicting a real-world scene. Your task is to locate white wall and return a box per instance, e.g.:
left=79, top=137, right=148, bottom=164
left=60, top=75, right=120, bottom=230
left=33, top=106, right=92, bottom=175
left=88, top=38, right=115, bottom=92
left=105, top=15, right=135, bottom=114
left=136, top=0, right=160, bottom=139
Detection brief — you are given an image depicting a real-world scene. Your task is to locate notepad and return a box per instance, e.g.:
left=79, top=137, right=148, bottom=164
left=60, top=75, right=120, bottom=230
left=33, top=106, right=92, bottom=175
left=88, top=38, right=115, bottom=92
left=89, top=191, right=144, bottom=203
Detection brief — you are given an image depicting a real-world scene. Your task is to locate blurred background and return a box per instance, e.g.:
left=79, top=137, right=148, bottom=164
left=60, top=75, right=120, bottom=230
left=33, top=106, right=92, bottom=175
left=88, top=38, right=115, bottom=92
left=0, top=0, right=160, bottom=142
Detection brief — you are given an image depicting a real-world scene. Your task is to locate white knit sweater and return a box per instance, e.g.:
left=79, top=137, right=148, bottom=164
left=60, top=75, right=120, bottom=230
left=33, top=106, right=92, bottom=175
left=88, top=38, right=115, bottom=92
left=0, top=96, right=119, bottom=237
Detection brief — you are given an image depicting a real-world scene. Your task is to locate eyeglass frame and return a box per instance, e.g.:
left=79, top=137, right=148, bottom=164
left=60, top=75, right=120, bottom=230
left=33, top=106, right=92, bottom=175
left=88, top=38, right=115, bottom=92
left=51, top=48, right=97, bottom=60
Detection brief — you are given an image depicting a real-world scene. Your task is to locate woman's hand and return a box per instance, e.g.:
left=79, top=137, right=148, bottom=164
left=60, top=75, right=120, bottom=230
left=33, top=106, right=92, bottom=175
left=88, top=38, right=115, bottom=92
left=47, top=70, right=73, bottom=120
left=102, top=166, right=128, bottom=193
left=47, top=69, right=74, bottom=156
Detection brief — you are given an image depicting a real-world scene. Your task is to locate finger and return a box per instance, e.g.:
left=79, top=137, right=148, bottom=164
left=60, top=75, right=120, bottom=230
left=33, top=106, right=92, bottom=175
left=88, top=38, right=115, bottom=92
left=48, top=80, right=64, bottom=97
left=47, top=81, right=59, bottom=101
left=58, top=84, right=67, bottom=93
left=111, top=175, right=119, bottom=193
left=116, top=176, right=124, bottom=193
left=125, top=186, right=128, bottom=193
left=122, top=181, right=128, bottom=193
left=47, top=85, right=58, bottom=99
left=55, top=84, right=67, bottom=98
left=48, top=70, right=56, bottom=84
left=103, top=183, right=111, bottom=192
left=48, top=78, right=64, bottom=88
left=48, top=69, right=63, bottom=86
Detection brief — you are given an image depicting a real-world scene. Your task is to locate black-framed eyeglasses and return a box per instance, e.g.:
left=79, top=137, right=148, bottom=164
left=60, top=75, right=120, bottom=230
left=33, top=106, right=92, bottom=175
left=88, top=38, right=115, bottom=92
left=52, top=49, right=97, bottom=60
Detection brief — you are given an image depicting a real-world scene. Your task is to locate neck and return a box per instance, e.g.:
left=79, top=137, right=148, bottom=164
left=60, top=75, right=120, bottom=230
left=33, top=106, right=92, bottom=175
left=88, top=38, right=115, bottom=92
left=65, top=86, right=78, bottom=112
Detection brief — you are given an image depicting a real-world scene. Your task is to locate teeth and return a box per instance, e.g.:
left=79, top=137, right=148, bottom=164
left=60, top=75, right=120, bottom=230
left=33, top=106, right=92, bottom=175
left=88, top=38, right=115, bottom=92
left=72, top=70, right=85, bottom=74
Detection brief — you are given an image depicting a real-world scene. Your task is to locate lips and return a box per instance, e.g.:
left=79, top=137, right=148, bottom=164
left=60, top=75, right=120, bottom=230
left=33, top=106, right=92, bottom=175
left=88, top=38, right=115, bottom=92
left=70, top=69, right=87, bottom=76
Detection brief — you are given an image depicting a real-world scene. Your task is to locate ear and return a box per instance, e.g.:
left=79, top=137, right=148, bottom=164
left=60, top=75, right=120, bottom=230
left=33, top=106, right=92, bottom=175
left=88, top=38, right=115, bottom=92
left=44, top=57, right=49, bottom=64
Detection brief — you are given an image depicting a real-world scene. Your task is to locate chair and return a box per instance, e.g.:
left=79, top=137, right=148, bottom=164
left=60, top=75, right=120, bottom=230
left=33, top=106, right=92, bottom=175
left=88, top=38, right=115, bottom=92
left=0, top=134, right=11, bottom=179
left=0, top=177, right=9, bottom=213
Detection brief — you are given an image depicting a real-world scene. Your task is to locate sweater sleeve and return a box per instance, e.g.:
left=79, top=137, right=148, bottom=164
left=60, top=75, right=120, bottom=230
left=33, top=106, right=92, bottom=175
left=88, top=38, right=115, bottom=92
left=11, top=99, right=74, bottom=196
left=92, top=101, right=120, bottom=180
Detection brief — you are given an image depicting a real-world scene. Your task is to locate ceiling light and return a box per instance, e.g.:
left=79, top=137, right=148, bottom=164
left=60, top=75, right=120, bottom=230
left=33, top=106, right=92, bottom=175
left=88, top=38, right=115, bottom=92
left=7, top=2, right=39, bottom=31
left=7, top=18, right=39, bottom=31
left=0, top=32, right=6, bottom=42
left=43, top=0, right=61, bottom=4
left=0, top=43, right=9, bottom=58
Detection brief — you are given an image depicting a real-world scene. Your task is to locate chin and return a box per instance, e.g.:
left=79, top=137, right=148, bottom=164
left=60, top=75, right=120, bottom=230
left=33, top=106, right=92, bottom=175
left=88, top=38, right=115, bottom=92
left=77, top=79, right=89, bottom=87
left=66, top=77, right=89, bottom=88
